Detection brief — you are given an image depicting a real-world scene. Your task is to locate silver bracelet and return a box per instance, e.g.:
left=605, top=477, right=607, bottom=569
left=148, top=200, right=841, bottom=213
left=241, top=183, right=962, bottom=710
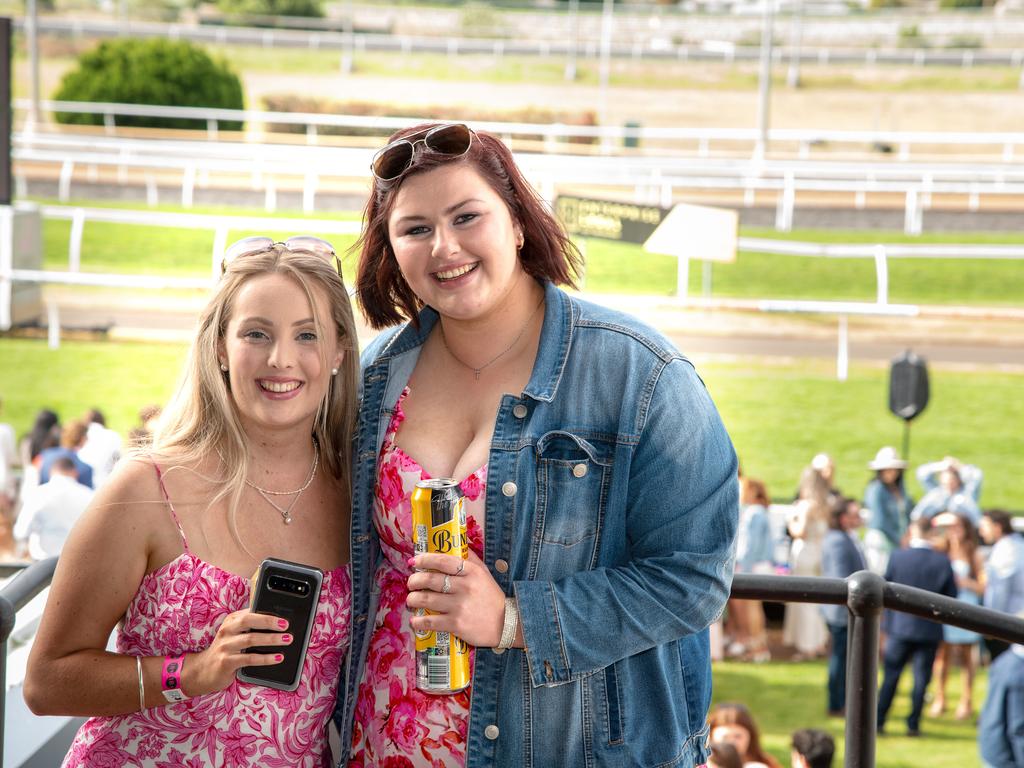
left=136, top=656, right=146, bottom=711
left=496, top=597, right=519, bottom=650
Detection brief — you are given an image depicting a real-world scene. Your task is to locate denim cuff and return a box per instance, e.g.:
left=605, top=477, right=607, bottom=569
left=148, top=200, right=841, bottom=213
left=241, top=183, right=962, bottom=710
left=514, top=580, right=572, bottom=687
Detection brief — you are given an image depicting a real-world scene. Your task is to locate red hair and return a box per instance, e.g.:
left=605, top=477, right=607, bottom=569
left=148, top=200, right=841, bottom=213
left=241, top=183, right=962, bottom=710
left=354, top=122, right=582, bottom=329
left=708, top=703, right=781, bottom=768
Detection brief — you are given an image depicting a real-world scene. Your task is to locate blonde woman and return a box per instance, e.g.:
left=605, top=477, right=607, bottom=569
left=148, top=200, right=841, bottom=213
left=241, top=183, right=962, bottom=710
left=783, top=466, right=831, bottom=659
left=25, top=238, right=358, bottom=766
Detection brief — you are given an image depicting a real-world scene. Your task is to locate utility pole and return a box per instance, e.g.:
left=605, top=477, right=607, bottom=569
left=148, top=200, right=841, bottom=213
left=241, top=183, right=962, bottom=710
left=565, top=0, right=580, bottom=81
left=755, top=0, right=775, bottom=161
left=598, top=0, right=614, bottom=129
left=26, top=0, right=41, bottom=131
left=787, top=0, right=804, bottom=89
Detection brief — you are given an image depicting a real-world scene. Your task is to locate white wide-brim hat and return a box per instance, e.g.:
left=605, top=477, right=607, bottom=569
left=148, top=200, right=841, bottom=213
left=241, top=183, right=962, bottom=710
left=868, top=446, right=908, bottom=471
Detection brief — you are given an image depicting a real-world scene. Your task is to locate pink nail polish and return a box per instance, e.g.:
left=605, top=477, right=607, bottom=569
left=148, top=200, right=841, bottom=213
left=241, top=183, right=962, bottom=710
left=274, top=654, right=283, bottom=662
left=282, top=634, right=292, bottom=644
left=278, top=619, right=288, bottom=629
left=407, top=557, right=416, bottom=567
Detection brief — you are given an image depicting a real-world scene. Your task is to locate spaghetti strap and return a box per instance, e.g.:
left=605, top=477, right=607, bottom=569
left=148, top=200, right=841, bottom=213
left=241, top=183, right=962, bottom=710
left=151, top=460, right=190, bottom=552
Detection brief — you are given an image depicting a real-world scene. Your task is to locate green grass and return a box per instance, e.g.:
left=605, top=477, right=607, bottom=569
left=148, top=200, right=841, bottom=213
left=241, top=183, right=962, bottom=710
left=582, top=228, right=1024, bottom=305
left=714, top=658, right=986, bottom=767
left=0, top=338, right=188, bottom=439
left=1, top=342, right=1020, bottom=509
left=700, top=358, right=1023, bottom=511
left=32, top=198, right=1024, bottom=305
left=36, top=199, right=363, bottom=277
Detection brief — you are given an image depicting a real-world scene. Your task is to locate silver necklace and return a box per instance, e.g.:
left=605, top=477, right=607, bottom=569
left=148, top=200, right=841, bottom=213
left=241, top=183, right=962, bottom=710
left=440, top=296, right=545, bottom=380
left=240, top=444, right=319, bottom=525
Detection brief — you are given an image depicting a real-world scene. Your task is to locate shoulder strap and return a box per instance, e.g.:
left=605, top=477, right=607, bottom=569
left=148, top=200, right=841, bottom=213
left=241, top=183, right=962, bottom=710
left=151, top=460, right=190, bottom=553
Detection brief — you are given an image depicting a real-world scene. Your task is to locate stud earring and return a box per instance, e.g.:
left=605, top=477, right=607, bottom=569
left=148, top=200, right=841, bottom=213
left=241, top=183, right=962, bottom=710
left=220, top=363, right=228, bottom=372
left=331, top=368, right=338, bottom=376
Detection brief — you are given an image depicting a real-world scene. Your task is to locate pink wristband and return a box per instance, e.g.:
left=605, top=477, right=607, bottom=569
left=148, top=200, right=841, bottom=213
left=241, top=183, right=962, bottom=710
left=160, top=654, right=188, bottom=703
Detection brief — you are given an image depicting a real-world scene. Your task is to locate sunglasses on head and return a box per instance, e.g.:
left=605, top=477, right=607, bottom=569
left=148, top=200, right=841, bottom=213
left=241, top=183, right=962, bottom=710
left=221, top=235, right=343, bottom=277
left=370, top=123, right=475, bottom=183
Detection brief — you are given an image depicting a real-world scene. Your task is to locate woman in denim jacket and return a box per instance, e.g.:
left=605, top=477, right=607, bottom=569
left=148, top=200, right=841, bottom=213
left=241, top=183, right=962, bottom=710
left=339, top=123, right=739, bottom=768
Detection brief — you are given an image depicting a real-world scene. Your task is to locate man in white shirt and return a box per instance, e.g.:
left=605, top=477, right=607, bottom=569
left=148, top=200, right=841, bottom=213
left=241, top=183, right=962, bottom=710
left=77, top=408, right=122, bottom=489
left=13, top=457, right=93, bottom=560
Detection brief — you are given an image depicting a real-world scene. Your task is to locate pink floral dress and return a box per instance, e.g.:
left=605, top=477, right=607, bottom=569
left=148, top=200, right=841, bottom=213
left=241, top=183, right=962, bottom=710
left=63, top=463, right=352, bottom=768
left=349, top=387, right=486, bottom=768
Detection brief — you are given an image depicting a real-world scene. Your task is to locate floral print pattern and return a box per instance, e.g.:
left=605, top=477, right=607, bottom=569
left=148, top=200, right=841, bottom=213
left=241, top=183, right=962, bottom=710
left=63, top=520, right=351, bottom=767
left=349, top=387, right=486, bottom=768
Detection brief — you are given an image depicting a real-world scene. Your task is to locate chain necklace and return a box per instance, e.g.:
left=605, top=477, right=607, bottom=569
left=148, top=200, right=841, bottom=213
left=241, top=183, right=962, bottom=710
left=439, top=296, right=545, bottom=380
left=222, top=444, right=319, bottom=525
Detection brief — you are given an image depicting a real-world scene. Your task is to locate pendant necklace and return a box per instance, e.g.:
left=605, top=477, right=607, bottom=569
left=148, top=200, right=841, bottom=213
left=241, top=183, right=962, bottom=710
left=240, top=444, right=319, bottom=525
left=440, top=295, right=545, bottom=380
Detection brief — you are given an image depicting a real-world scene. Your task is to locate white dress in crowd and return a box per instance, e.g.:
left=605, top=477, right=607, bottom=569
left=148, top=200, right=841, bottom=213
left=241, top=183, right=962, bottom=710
left=783, top=500, right=829, bottom=656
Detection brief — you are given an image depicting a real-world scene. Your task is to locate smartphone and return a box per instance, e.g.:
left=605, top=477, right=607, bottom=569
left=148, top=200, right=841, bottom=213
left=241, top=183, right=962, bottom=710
left=236, top=557, right=323, bottom=692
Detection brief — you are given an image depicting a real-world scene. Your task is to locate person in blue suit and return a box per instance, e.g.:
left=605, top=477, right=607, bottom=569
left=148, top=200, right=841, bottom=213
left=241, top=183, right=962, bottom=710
left=820, top=496, right=866, bottom=716
left=979, top=637, right=1024, bottom=768
left=876, top=517, right=958, bottom=737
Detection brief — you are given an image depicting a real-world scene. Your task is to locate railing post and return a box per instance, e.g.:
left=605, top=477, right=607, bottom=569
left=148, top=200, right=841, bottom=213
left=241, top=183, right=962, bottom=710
left=845, top=570, right=884, bottom=768
left=0, top=595, right=16, bottom=762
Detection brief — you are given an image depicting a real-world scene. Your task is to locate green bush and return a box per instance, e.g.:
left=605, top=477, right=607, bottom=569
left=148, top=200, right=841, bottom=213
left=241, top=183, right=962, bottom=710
left=53, top=39, right=244, bottom=131
left=939, top=0, right=982, bottom=6
left=217, top=0, right=324, bottom=17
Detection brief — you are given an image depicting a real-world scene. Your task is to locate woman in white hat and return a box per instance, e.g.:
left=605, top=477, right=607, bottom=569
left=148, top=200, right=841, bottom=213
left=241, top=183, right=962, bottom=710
left=862, top=446, right=914, bottom=574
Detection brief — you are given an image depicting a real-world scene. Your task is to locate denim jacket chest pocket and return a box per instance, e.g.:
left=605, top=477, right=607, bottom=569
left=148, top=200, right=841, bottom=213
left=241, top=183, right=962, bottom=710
left=530, top=430, right=614, bottom=579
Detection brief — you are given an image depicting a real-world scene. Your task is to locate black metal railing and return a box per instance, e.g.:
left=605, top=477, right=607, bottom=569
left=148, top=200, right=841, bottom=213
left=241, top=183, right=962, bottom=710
left=0, top=557, right=58, bottom=764
left=732, top=570, right=1024, bottom=768
left=0, top=564, right=1021, bottom=767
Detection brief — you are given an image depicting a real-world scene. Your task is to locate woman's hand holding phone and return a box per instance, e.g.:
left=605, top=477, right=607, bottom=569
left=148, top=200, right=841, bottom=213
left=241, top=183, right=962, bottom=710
left=184, top=609, right=291, bottom=697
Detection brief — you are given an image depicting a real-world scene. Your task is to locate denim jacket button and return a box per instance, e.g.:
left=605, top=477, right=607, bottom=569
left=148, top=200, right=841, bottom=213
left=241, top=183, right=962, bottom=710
left=495, top=559, right=509, bottom=573
left=501, top=481, right=518, bottom=497
left=484, top=724, right=500, bottom=740
left=512, top=404, right=528, bottom=419
left=492, top=646, right=505, bottom=655
left=572, top=463, right=588, bottom=478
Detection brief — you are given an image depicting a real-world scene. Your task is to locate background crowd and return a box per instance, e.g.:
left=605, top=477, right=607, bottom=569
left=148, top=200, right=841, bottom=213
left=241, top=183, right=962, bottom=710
left=725, top=447, right=1024, bottom=766
left=3, top=395, right=1022, bottom=765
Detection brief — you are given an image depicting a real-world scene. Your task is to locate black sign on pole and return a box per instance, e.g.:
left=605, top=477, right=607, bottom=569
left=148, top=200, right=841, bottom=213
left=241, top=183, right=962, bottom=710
left=555, top=195, right=669, bottom=245
left=0, top=17, right=10, bottom=205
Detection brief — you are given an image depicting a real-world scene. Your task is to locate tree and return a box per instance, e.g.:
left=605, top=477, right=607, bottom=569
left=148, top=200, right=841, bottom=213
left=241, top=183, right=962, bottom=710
left=53, top=39, right=244, bottom=131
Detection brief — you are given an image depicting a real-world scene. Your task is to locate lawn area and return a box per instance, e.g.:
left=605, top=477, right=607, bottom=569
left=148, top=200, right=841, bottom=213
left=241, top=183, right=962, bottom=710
left=1, top=341, right=1020, bottom=510
left=34, top=198, right=1024, bottom=307
left=713, top=658, right=987, bottom=768
left=581, top=229, right=1024, bottom=306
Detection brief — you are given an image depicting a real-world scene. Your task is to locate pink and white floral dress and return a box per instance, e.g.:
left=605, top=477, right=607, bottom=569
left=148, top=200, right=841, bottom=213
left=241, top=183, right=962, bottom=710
left=62, top=463, right=352, bottom=768
left=349, top=387, right=486, bottom=768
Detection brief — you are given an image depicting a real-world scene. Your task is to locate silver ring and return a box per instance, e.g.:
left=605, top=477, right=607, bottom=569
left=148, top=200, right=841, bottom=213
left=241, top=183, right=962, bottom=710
left=455, top=560, right=465, bottom=576
left=442, top=574, right=452, bottom=594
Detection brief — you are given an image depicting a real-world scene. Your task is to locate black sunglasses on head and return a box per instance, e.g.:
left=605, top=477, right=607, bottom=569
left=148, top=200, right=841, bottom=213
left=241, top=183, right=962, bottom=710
left=370, top=123, right=475, bottom=183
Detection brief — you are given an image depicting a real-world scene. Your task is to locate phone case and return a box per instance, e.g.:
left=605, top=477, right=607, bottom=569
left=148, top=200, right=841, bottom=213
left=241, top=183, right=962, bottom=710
left=236, top=557, right=323, bottom=692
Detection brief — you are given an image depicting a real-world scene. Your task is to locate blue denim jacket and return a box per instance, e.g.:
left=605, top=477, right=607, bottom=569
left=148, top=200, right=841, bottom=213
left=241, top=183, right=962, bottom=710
left=337, top=282, right=738, bottom=768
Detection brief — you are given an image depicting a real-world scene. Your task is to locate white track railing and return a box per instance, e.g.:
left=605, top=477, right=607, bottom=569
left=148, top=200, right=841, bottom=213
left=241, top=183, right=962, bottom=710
left=15, top=15, right=1024, bottom=69
left=3, top=204, right=1021, bottom=373
left=16, top=99, right=1024, bottom=160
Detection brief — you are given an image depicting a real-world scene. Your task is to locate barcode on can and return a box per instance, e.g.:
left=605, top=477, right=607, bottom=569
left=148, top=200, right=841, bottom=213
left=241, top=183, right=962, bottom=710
left=427, top=656, right=450, bottom=688
left=415, top=524, right=428, bottom=556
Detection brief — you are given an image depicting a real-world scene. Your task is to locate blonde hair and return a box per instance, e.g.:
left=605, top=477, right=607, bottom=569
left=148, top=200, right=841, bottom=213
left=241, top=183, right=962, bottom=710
left=150, top=245, right=358, bottom=539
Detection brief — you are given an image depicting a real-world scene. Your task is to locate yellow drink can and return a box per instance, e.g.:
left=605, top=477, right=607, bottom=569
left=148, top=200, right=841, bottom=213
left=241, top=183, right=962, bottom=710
left=411, top=478, right=471, bottom=694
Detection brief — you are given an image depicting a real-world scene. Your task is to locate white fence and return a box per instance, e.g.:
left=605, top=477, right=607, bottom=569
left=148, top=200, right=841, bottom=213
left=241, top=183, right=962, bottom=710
left=16, top=15, right=1024, bottom=69
left=3, top=204, right=1021, bottom=376
left=17, top=100, right=1024, bottom=161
